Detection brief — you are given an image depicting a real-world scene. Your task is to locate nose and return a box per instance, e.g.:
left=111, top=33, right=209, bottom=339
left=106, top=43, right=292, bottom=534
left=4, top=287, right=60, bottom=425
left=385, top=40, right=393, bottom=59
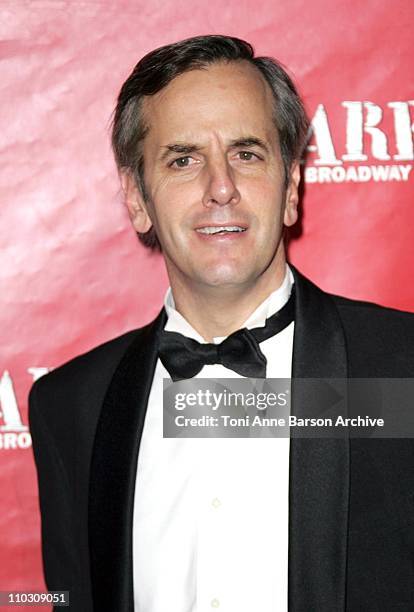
left=202, top=159, right=241, bottom=208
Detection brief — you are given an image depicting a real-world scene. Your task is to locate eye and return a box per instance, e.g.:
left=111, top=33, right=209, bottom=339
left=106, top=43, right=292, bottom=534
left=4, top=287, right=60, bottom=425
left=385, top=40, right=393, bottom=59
left=170, top=156, right=194, bottom=168
left=238, top=151, right=260, bottom=161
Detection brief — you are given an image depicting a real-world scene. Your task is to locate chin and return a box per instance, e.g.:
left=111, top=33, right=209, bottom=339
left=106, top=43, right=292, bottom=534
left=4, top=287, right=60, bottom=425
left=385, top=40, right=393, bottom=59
left=196, top=266, right=252, bottom=288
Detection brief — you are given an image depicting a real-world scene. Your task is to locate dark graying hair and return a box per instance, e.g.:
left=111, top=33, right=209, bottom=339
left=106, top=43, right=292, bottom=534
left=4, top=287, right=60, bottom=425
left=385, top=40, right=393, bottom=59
left=112, top=34, right=309, bottom=251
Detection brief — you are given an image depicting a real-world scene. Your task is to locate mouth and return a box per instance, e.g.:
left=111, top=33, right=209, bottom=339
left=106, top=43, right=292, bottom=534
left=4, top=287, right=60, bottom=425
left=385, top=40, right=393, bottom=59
left=195, top=225, right=247, bottom=236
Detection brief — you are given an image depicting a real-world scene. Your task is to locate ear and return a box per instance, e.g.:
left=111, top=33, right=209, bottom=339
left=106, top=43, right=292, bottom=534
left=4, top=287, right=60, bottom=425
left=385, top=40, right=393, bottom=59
left=283, top=161, right=301, bottom=228
left=120, top=170, right=153, bottom=233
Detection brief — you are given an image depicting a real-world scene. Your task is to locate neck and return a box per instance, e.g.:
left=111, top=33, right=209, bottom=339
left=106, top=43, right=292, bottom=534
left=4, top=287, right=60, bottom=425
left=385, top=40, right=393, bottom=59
left=169, top=259, right=288, bottom=342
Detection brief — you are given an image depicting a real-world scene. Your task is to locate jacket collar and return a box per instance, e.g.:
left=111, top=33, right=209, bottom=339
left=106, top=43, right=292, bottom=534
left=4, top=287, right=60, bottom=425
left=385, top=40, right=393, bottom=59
left=88, top=308, right=166, bottom=612
left=289, top=265, right=349, bottom=612
left=89, top=267, right=349, bottom=612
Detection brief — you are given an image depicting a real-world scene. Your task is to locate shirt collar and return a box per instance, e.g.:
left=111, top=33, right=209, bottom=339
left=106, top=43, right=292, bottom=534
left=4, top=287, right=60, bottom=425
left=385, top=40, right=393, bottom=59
left=164, top=264, right=294, bottom=344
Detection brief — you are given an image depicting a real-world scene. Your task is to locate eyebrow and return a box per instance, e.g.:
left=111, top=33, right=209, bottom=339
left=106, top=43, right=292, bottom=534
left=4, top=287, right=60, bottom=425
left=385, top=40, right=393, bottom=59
left=159, top=144, right=202, bottom=162
left=228, top=137, right=269, bottom=153
left=159, top=136, right=269, bottom=162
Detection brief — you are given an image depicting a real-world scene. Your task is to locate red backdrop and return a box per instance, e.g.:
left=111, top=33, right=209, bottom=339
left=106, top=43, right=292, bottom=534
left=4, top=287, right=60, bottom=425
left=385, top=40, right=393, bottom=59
left=1, top=1, right=413, bottom=607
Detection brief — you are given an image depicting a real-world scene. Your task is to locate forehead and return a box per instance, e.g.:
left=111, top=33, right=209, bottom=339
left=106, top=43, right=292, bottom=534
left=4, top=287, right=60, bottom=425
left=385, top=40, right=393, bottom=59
left=142, top=61, right=277, bottom=146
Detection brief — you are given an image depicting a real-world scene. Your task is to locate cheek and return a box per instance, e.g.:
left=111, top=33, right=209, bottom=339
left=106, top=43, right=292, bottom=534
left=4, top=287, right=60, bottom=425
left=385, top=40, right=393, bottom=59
left=242, top=165, right=283, bottom=195
left=155, top=184, right=200, bottom=228
left=245, top=181, right=285, bottom=223
left=149, top=197, right=192, bottom=245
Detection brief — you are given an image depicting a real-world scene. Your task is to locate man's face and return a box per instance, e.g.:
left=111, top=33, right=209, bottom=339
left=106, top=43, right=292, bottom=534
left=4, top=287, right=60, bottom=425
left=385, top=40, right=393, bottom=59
left=124, top=61, right=300, bottom=293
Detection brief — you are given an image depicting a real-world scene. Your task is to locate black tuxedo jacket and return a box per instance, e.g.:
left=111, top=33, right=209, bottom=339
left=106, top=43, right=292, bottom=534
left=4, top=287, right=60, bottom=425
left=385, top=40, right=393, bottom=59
left=29, top=267, right=414, bottom=612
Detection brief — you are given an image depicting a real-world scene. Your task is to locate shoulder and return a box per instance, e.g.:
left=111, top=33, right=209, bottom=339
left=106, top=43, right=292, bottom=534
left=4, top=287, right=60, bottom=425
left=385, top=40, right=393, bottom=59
left=292, top=263, right=414, bottom=337
left=329, top=293, right=414, bottom=375
left=28, top=313, right=160, bottom=425
left=30, top=328, right=140, bottom=402
left=331, top=292, right=414, bottom=332
left=28, top=322, right=157, bottom=458
left=292, top=261, right=414, bottom=375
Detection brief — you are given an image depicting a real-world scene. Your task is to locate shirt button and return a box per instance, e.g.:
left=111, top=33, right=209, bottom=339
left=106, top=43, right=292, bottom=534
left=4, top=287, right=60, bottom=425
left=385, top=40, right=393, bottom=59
left=211, top=497, right=221, bottom=509
left=211, top=598, right=220, bottom=608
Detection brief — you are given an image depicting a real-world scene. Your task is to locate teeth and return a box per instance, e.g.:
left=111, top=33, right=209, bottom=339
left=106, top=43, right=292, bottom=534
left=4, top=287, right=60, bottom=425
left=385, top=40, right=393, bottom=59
left=196, top=226, right=246, bottom=234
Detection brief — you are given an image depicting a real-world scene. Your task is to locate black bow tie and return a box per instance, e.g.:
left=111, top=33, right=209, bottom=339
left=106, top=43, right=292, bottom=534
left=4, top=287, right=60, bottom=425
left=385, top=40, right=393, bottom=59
left=158, top=289, right=295, bottom=381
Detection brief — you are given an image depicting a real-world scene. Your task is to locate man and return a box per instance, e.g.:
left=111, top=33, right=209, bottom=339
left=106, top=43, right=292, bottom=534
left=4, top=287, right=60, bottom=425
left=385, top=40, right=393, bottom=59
left=29, top=35, right=414, bottom=611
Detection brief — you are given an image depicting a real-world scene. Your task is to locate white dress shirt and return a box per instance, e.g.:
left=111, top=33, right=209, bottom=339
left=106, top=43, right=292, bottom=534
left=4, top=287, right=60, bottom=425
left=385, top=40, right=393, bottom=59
left=133, top=266, right=294, bottom=612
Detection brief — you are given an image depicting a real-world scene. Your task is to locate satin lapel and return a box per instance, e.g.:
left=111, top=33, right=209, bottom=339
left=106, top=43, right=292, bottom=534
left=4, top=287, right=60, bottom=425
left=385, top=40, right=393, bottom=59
left=88, top=308, right=167, bottom=612
left=289, top=266, right=349, bottom=612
